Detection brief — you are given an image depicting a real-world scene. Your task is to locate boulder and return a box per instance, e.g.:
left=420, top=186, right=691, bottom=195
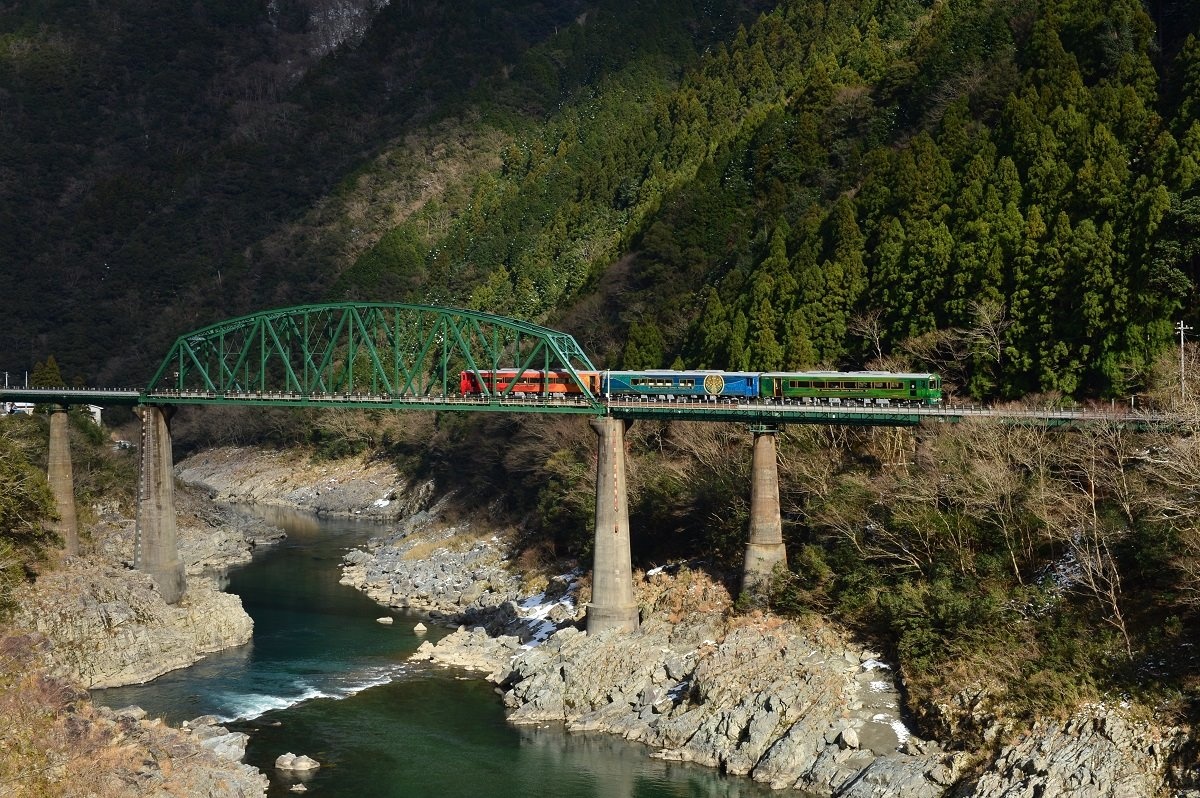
left=275, top=752, right=321, bottom=771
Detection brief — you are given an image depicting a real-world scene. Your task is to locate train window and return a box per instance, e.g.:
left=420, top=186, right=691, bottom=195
left=681, top=379, right=695, bottom=388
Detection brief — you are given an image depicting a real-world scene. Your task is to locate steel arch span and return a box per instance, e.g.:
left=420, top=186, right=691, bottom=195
left=143, top=303, right=602, bottom=413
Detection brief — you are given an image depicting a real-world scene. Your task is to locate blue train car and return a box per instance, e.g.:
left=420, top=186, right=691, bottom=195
left=602, top=370, right=759, bottom=399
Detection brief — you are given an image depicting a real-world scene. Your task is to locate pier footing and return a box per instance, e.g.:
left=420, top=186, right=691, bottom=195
left=135, top=406, right=185, bottom=604
left=742, top=427, right=787, bottom=598
left=586, top=416, right=639, bottom=634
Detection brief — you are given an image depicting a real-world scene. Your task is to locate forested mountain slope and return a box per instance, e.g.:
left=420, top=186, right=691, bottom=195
left=0, top=0, right=764, bottom=383
left=346, top=0, right=1200, bottom=399
left=5, top=1, right=1200, bottom=398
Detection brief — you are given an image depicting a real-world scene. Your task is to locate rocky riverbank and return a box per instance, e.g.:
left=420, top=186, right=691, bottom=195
left=12, top=484, right=279, bottom=689
left=3, top=471, right=285, bottom=796
left=341, top=515, right=1196, bottom=797
left=120, top=442, right=1196, bottom=798
left=176, top=445, right=433, bottom=520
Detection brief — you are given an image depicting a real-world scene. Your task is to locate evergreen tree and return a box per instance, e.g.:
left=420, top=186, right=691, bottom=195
left=621, top=321, right=666, bottom=369
left=30, top=356, right=64, bottom=388
left=693, top=287, right=733, bottom=369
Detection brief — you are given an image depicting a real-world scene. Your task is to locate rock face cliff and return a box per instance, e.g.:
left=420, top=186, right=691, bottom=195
left=11, top=483, right=277, bottom=688
left=14, top=561, right=253, bottom=688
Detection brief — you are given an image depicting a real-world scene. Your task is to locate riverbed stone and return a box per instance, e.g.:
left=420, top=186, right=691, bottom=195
left=275, top=752, right=320, bottom=771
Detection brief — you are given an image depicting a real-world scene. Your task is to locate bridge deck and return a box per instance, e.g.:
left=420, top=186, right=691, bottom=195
left=0, top=387, right=1165, bottom=428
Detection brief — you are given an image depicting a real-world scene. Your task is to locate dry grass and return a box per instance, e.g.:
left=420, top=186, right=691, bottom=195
left=0, top=632, right=257, bottom=798
left=399, top=525, right=505, bottom=562
left=639, top=566, right=732, bottom=624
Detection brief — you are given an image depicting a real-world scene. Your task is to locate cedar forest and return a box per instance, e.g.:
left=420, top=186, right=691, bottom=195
left=4, top=0, right=1200, bottom=740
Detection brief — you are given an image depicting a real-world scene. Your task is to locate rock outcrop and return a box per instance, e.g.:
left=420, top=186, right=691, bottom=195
left=965, top=708, right=1184, bottom=798
left=339, top=506, right=524, bottom=619
left=391, top=549, right=1189, bottom=798
left=14, top=560, right=254, bottom=688
left=275, top=752, right=321, bottom=771
left=176, top=446, right=433, bottom=520
left=419, top=575, right=970, bottom=797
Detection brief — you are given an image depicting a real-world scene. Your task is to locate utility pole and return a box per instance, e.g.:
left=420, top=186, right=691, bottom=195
left=1179, top=320, right=1193, bottom=400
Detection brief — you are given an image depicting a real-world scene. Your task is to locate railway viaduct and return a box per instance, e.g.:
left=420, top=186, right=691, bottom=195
left=1, top=303, right=1159, bottom=634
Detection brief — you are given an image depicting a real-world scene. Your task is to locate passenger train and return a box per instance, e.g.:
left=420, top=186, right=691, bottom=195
left=460, top=369, right=942, bottom=406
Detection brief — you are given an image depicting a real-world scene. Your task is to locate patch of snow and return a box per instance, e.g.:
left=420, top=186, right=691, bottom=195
left=646, top=565, right=665, bottom=576
left=372, top=498, right=391, bottom=508
left=861, top=659, right=891, bottom=671
left=891, top=719, right=912, bottom=744
left=515, top=574, right=581, bottom=649
left=869, top=680, right=891, bottom=692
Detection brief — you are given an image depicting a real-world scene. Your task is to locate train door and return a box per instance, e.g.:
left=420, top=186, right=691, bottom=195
left=772, top=376, right=782, bottom=399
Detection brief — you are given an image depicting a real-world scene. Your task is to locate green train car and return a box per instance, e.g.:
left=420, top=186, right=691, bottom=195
left=760, top=371, right=941, bottom=406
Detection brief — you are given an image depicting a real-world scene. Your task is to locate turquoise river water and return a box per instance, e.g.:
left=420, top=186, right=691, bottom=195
left=94, top=507, right=779, bottom=797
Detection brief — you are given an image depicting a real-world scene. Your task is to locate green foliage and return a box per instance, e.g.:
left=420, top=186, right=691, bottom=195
left=29, top=356, right=63, bottom=388
left=336, top=225, right=427, bottom=300
left=535, top=449, right=595, bottom=558
left=0, top=418, right=56, bottom=616
left=621, top=321, right=666, bottom=369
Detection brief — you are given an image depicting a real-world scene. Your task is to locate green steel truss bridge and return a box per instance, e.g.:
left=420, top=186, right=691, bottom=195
left=0, top=302, right=1167, bottom=428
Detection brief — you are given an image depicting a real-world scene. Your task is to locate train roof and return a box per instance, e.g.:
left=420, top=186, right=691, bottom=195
left=760, top=371, right=939, bottom=379
left=604, top=369, right=761, bottom=377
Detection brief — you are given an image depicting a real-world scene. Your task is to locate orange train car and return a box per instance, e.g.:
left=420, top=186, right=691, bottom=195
left=459, top=369, right=599, bottom=396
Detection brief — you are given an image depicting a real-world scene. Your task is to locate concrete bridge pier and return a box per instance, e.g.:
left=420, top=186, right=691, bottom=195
left=586, top=416, right=640, bottom=634
left=47, top=406, right=79, bottom=556
left=135, top=405, right=185, bottom=604
left=742, top=426, right=787, bottom=598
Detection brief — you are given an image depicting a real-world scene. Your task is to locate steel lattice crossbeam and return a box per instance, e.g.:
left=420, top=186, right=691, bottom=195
left=141, top=303, right=603, bottom=414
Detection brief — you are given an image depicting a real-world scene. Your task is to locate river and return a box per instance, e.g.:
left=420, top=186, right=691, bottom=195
left=94, top=506, right=779, bottom=797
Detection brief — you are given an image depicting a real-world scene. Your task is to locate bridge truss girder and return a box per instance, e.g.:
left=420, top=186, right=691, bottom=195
left=144, top=303, right=602, bottom=413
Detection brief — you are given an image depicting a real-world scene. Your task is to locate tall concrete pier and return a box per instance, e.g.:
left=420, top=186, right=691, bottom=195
left=586, top=416, right=640, bottom=634
left=742, top=426, right=787, bottom=597
left=47, top=407, right=79, bottom=556
left=135, top=405, right=185, bottom=604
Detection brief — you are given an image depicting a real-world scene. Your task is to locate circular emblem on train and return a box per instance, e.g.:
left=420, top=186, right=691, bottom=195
left=703, top=373, right=725, bottom=395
